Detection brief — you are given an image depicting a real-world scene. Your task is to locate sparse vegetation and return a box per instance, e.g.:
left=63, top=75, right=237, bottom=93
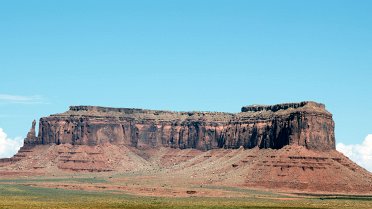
left=0, top=182, right=371, bottom=209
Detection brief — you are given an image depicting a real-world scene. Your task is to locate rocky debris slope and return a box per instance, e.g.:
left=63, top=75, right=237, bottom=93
left=24, top=101, right=335, bottom=151
left=1, top=144, right=371, bottom=194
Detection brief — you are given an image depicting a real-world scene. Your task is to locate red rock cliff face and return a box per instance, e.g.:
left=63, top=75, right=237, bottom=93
left=24, top=101, right=335, bottom=151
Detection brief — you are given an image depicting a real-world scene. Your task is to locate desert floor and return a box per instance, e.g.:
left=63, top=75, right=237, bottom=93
left=0, top=172, right=371, bottom=209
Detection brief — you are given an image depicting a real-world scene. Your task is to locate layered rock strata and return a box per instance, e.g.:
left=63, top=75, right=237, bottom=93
left=24, top=101, right=335, bottom=151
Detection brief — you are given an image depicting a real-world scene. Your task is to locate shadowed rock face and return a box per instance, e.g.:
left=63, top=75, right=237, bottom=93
left=24, top=101, right=335, bottom=151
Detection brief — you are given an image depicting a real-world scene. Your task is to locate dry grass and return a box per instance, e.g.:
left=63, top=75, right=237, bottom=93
left=0, top=181, right=371, bottom=209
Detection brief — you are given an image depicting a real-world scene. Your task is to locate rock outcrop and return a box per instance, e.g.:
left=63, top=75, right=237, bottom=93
left=25, top=120, right=37, bottom=143
left=24, top=101, right=335, bottom=151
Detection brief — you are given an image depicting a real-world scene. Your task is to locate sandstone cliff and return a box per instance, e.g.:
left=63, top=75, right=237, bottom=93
left=24, top=101, right=335, bottom=151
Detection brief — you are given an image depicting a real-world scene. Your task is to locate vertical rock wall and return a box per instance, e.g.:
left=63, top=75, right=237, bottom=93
left=24, top=101, right=335, bottom=151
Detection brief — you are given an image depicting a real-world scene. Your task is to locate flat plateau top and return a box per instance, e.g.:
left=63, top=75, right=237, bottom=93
left=50, top=101, right=331, bottom=122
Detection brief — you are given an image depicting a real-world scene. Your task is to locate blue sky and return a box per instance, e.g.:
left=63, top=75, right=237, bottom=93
left=0, top=1, right=371, bottom=163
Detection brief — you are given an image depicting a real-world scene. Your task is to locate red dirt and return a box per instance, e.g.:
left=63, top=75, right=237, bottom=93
left=1, top=144, right=371, bottom=196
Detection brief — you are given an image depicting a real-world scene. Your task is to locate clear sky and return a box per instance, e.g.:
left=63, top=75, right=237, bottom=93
left=0, top=1, right=371, bottom=168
